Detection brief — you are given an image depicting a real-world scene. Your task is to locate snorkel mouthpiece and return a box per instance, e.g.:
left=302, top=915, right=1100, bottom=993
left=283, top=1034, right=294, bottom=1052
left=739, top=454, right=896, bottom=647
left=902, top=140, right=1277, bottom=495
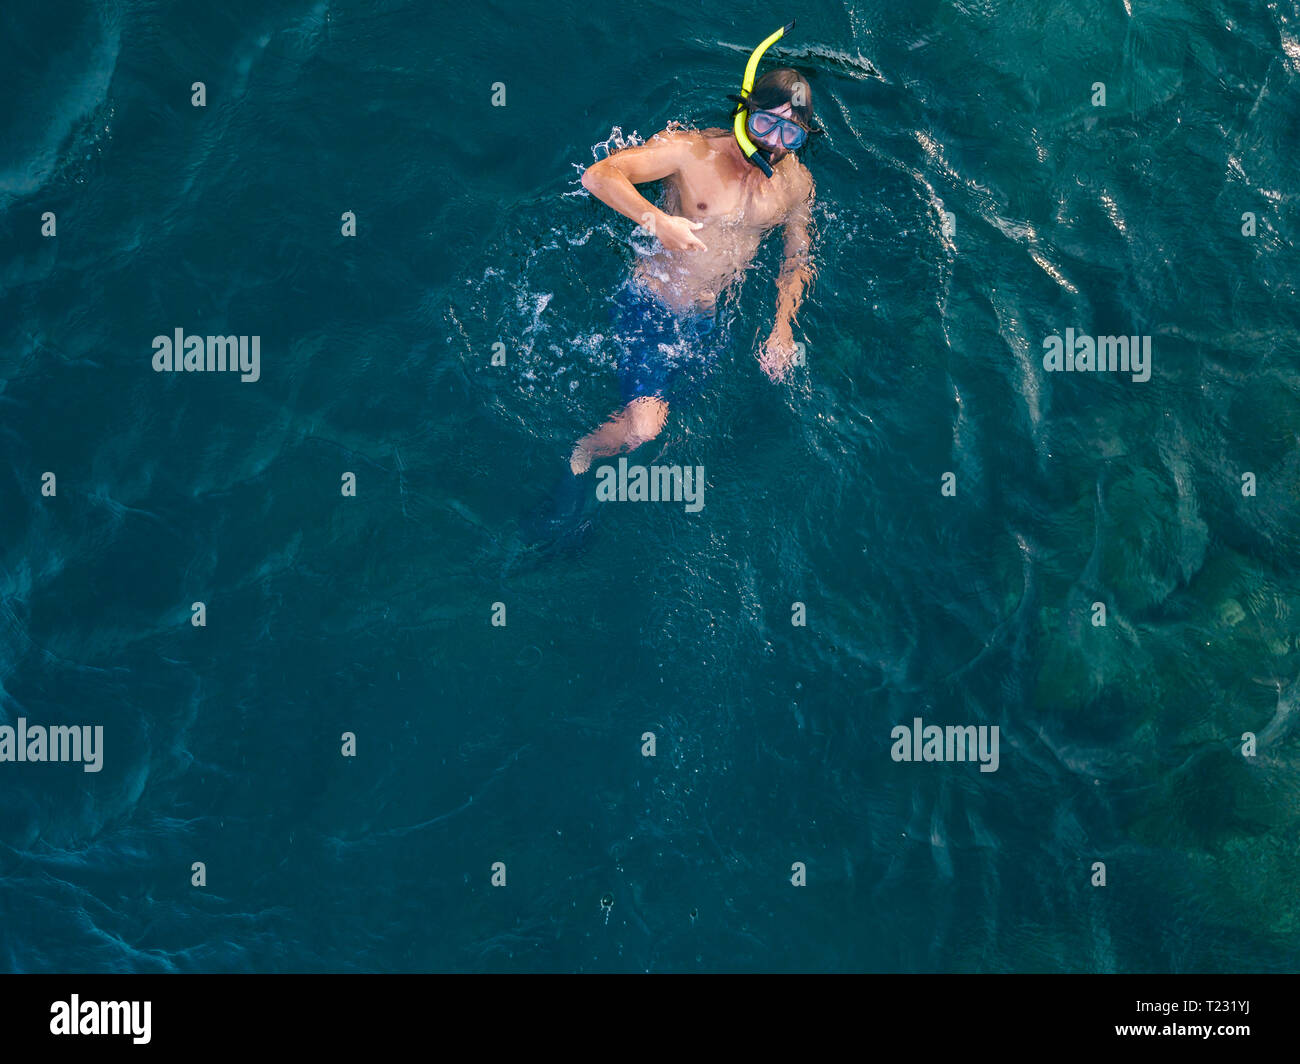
left=732, top=21, right=796, bottom=178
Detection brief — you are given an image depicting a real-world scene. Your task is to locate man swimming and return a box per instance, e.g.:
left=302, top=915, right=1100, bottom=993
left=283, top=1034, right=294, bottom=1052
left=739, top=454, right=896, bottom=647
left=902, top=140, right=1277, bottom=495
left=523, top=26, right=816, bottom=550
left=568, top=29, right=817, bottom=476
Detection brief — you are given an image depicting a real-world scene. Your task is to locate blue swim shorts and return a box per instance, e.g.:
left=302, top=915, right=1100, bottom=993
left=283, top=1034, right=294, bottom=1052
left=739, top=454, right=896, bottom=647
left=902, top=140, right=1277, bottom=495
left=610, top=281, right=728, bottom=404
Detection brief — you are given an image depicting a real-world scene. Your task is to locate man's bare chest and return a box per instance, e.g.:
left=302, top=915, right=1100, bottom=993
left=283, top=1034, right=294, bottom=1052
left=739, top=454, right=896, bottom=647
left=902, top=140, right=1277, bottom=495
left=669, top=164, right=792, bottom=229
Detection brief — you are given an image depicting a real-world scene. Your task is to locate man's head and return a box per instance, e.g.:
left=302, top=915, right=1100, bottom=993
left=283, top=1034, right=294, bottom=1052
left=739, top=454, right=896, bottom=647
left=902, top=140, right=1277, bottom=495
left=743, top=68, right=814, bottom=165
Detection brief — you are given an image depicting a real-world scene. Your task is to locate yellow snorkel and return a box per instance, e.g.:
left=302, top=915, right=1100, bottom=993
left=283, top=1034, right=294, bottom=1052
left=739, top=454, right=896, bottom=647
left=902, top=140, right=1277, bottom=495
left=732, top=21, right=796, bottom=178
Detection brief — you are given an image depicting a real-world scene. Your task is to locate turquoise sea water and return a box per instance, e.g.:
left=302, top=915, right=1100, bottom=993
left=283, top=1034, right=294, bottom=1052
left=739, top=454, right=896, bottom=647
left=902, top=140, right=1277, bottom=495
left=1, top=0, right=1298, bottom=971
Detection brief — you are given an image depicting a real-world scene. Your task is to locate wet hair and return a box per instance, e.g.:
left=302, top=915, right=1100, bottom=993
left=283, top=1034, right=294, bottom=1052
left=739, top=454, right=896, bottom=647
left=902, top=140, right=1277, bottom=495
left=746, top=68, right=814, bottom=129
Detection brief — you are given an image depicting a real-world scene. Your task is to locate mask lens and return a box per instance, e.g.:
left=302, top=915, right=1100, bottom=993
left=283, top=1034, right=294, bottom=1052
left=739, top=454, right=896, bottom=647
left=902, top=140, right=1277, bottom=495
left=779, top=121, right=806, bottom=149
left=749, top=111, right=806, bottom=150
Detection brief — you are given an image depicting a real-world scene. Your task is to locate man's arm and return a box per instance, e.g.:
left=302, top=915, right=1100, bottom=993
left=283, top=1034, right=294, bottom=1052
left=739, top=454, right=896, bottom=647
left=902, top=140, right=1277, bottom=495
left=759, top=174, right=816, bottom=381
left=580, top=131, right=709, bottom=252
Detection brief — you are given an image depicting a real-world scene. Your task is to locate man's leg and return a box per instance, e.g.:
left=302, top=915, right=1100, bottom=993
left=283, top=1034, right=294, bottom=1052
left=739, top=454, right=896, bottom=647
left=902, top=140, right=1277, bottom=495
left=569, top=396, right=669, bottom=474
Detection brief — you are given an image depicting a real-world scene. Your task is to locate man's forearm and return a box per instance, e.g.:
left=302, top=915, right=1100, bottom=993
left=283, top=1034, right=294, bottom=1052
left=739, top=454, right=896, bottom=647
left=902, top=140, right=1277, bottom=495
left=581, top=168, right=665, bottom=229
left=773, top=255, right=813, bottom=333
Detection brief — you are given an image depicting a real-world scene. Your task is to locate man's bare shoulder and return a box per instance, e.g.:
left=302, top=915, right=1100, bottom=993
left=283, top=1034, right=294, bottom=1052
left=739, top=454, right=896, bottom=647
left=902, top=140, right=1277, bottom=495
left=771, top=157, right=814, bottom=222
left=785, top=156, right=815, bottom=201
left=643, top=127, right=732, bottom=157
left=644, top=127, right=720, bottom=146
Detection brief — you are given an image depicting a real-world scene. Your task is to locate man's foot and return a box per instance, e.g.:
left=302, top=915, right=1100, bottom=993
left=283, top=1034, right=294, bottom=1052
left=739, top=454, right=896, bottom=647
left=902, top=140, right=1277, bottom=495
left=520, top=466, right=596, bottom=554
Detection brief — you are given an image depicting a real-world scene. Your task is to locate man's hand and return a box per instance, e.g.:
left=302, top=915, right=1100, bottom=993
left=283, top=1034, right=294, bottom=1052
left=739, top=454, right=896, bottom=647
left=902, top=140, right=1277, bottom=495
left=650, top=213, right=709, bottom=252
left=759, top=323, right=798, bottom=382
